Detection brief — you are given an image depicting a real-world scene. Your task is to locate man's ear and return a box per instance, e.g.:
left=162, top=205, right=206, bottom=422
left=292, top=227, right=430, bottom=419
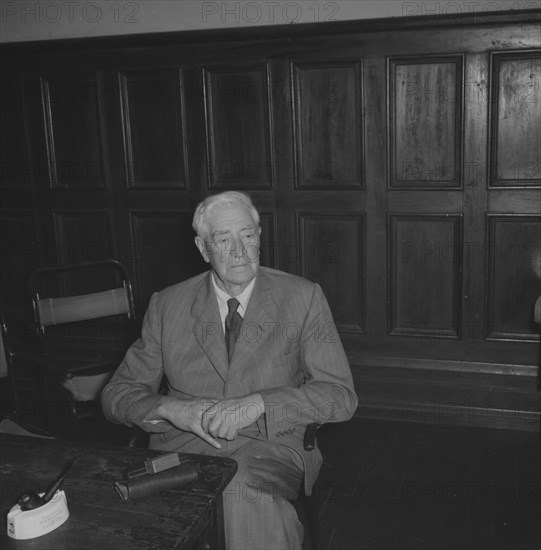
left=195, top=236, right=210, bottom=263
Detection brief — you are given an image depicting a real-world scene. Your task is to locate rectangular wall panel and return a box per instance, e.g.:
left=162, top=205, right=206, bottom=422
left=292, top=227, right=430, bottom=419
left=292, top=62, right=363, bottom=188
left=130, top=212, right=207, bottom=308
left=41, top=74, right=105, bottom=188
left=299, top=213, right=364, bottom=333
left=52, top=211, right=116, bottom=297
left=389, top=56, right=463, bottom=188
left=0, top=77, right=30, bottom=187
left=489, top=51, right=541, bottom=187
left=388, top=214, right=462, bottom=338
left=53, top=211, right=113, bottom=265
left=119, top=69, right=187, bottom=188
left=203, top=65, right=273, bottom=189
left=486, top=216, right=541, bottom=341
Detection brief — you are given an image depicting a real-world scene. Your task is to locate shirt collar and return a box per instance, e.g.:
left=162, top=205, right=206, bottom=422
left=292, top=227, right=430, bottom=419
left=211, top=272, right=256, bottom=319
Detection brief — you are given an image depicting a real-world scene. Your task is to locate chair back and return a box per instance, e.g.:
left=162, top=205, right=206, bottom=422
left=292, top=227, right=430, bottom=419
left=31, top=260, right=135, bottom=334
left=36, top=287, right=132, bottom=328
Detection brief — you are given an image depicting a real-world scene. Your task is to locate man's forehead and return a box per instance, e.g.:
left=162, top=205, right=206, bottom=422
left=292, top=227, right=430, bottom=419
left=208, top=204, right=257, bottom=229
left=210, top=223, right=256, bottom=237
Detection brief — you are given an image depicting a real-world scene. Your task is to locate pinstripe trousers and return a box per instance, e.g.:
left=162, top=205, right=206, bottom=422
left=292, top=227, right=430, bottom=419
left=178, top=434, right=306, bottom=550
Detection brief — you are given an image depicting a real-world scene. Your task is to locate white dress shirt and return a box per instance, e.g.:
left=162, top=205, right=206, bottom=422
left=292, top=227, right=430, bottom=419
left=211, top=273, right=256, bottom=333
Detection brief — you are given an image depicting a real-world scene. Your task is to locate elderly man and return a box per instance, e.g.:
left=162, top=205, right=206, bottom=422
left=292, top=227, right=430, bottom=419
left=102, top=191, right=357, bottom=550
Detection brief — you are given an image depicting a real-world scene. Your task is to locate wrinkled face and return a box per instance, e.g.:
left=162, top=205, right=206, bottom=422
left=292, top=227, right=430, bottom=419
left=195, top=203, right=260, bottom=295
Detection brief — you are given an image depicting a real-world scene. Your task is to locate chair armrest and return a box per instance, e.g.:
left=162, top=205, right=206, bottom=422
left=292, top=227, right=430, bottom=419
left=30, top=354, right=116, bottom=379
left=303, top=423, right=321, bottom=451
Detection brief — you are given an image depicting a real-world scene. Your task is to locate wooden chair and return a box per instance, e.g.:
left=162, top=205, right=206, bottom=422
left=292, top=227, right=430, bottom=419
left=29, top=260, right=136, bottom=433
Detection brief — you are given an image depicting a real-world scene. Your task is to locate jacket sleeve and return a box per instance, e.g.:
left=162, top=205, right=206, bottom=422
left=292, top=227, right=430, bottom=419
left=101, top=292, right=170, bottom=433
left=257, top=283, right=358, bottom=441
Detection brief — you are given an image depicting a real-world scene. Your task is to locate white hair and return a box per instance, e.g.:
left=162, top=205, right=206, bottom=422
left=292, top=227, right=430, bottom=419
left=192, top=191, right=260, bottom=238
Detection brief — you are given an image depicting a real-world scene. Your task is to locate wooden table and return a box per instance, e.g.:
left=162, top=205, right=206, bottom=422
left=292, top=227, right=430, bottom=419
left=0, top=434, right=237, bottom=549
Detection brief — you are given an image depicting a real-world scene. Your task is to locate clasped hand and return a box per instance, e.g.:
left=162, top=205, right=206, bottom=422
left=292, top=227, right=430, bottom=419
left=158, top=394, right=264, bottom=449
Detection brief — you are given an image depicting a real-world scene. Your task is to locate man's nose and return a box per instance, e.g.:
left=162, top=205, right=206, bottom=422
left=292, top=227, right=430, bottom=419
left=230, top=240, right=244, bottom=259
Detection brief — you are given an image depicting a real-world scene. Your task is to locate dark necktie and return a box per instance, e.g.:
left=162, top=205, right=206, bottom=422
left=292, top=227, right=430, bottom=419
left=225, top=298, right=243, bottom=362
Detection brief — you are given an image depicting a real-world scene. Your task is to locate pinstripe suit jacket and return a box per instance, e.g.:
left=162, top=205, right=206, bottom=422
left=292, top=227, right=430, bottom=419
left=102, top=266, right=358, bottom=490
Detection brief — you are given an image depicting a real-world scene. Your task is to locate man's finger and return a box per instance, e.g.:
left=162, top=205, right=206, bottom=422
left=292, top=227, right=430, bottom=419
left=225, top=426, right=237, bottom=441
left=194, top=424, right=222, bottom=449
left=207, top=410, right=224, bottom=437
left=217, top=422, right=230, bottom=440
left=201, top=406, right=218, bottom=433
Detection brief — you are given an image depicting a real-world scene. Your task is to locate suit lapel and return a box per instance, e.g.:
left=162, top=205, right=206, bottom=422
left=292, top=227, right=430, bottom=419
left=191, top=272, right=229, bottom=382
left=229, top=270, right=277, bottom=374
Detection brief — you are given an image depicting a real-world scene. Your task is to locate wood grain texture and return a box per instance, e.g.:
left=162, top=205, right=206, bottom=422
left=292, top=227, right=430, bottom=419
left=0, top=433, right=237, bottom=550
left=53, top=210, right=113, bottom=265
left=119, top=69, right=187, bottom=189
left=1, top=13, right=540, bottom=375
left=129, top=212, right=207, bottom=307
left=292, top=62, right=363, bottom=188
left=486, top=215, right=541, bottom=341
left=389, top=56, right=463, bottom=188
left=298, top=212, right=364, bottom=333
left=0, top=77, right=30, bottom=188
left=388, top=214, right=462, bottom=339
left=490, top=51, right=541, bottom=188
left=203, top=65, right=273, bottom=189
left=41, top=74, right=105, bottom=188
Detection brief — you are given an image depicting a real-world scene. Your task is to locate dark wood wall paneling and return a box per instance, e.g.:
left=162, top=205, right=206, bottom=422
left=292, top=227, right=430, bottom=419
left=120, top=69, right=188, bottom=188
left=293, top=62, right=363, bottom=188
left=1, top=11, right=540, bottom=374
left=204, top=65, right=273, bottom=189
left=486, top=50, right=541, bottom=347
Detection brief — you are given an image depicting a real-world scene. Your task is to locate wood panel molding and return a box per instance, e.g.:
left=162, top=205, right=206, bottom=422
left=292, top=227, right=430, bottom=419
left=291, top=61, right=364, bottom=189
left=129, top=211, right=207, bottom=308
left=1, top=11, right=540, bottom=376
left=388, top=213, right=463, bottom=338
left=118, top=68, right=188, bottom=189
left=298, top=211, right=365, bottom=333
left=0, top=77, right=31, bottom=188
left=53, top=210, right=113, bottom=265
left=41, top=73, right=106, bottom=189
left=488, top=50, right=541, bottom=189
left=203, top=64, right=274, bottom=189
left=388, top=55, right=464, bottom=189
left=486, top=214, right=541, bottom=342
